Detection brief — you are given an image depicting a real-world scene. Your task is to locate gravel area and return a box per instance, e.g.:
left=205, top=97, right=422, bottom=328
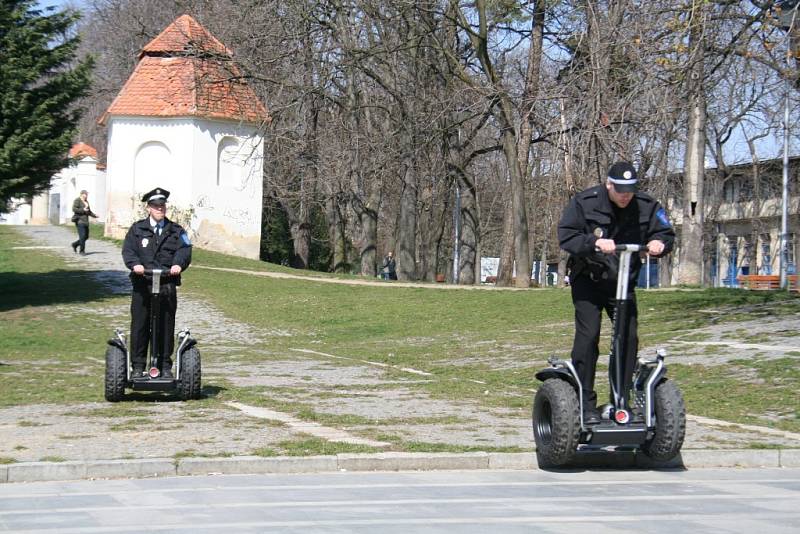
left=1, top=224, right=798, bottom=463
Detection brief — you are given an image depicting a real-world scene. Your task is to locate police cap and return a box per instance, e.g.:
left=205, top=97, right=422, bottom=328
left=141, top=187, right=170, bottom=206
left=607, top=162, right=638, bottom=193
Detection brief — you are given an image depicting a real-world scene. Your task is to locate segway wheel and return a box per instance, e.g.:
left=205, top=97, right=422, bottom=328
left=642, top=379, right=686, bottom=461
left=532, top=379, right=580, bottom=468
left=104, top=345, right=127, bottom=402
left=178, top=346, right=202, bottom=401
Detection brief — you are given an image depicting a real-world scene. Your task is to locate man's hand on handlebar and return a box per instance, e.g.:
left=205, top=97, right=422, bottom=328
left=595, top=238, right=617, bottom=254
left=646, top=239, right=665, bottom=256
left=595, top=240, right=666, bottom=256
left=131, top=265, right=182, bottom=276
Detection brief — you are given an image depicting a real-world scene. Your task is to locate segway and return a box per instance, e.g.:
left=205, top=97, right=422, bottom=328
left=104, top=269, right=201, bottom=402
left=532, top=244, right=686, bottom=467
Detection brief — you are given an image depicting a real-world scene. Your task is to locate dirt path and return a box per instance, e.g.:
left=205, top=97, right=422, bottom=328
left=1, top=225, right=797, bottom=463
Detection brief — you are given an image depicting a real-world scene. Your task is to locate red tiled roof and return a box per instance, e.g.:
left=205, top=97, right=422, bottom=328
left=101, top=15, right=268, bottom=125
left=69, top=142, right=98, bottom=160
left=140, top=14, right=232, bottom=58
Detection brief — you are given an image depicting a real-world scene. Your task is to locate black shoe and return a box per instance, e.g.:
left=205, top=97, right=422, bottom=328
left=79, top=251, right=87, bottom=256
left=131, top=366, right=145, bottom=378
left=162, top=367, right=174, bottom=379
left=583, top=406, right=601, bottom=425
left=71, top=243, right=78, bottom=253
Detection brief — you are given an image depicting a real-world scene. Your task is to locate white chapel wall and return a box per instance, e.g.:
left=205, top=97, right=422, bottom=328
left=189, top=118, right=263, bottom=259
left=104, top=117, right=195, bottom=238
left=104, top=116, right=264, bottom=259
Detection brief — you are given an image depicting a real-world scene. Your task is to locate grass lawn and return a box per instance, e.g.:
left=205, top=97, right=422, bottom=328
left=1, top=224, right=799, bottom=441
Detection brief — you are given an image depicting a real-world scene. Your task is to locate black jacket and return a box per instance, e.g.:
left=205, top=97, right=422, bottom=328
left=557, top=184, right=675, bottom=282
left=122, top=217, right=192, bottom=285
left=71, top=198, right=97, bottom=225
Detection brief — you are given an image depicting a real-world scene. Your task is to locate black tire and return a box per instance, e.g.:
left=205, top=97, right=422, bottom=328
left=642, top=379, right=686, bottom=461
left=532, top=379, right=580, bottom=468
left=104, top=345, right=127, bottom=402
left=178, top=346, right=202, bottom=401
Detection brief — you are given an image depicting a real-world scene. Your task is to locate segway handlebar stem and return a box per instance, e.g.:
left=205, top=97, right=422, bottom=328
left=595, top=244, right=647, bottom=299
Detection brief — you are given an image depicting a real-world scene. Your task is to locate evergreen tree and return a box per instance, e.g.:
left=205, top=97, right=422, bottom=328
left=0, top=0, right=93, bottom=212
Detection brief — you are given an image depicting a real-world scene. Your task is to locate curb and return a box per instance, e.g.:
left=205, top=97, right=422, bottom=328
left=1, top=449, right=798, bottom=483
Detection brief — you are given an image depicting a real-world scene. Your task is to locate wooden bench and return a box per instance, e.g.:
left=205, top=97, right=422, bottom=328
left=737, top=275, right=780, bottom=290
left=737, top=274, right=800, bottom=291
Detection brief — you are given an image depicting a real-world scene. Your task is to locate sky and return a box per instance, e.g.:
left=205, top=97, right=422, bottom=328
left=36, top=0, right=85, bottom=12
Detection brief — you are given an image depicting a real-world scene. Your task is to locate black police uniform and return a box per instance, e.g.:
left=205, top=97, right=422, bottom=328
left=121, top=194, right=192, bottom=375
left=557, top=183, right=675, bottom=413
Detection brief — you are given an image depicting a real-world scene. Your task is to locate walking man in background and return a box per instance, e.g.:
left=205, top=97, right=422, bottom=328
left=70, top=190, right=97, bottom=255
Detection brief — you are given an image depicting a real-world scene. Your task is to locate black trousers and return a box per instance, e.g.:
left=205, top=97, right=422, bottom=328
left=130, top=281, right=177, bottom=369
left=570, top=274, right=638, bottom=408
left=72, top=223, right=89, bottom=252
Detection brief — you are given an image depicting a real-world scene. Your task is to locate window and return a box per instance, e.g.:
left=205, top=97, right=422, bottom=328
left=217, top=137, right=245, bottom=188
left=760, top=234, right=772, bottom=275
left=723, top=180, right=735, bottom=203
left=134, top=141, right=171, bottom=196
left=742, top=236, right=753, bottom=267
left=725, top=239, right=738, bottom=286
left=760, top=174, right=781, bottom=200
left=738, top=177, right=754, bottom=202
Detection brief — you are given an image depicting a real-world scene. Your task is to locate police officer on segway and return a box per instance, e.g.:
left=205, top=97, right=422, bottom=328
left=557, top=162, right=675, bottom=425
left=122, top=187, right=192, bottom=379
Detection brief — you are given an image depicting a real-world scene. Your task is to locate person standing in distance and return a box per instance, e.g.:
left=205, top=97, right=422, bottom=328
left=557, top=162, right=675, bottom=424
left=122, top=188, right=192, bottom=379
left=70, top=190, right=98, bottom=255
left=381, top=251, right=397, bottom=280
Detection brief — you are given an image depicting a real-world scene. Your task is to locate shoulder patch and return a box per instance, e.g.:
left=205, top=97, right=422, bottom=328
left=580, top=189, right=599, bottom=199
left=180, top=232, right=192, bottom=246
left=656, top=208, right=671, bottom=227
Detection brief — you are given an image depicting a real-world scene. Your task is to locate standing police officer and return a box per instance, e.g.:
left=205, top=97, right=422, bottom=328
left=122, top=188, right=192, bottom=379
left=557, top=162, right=675, bottom=424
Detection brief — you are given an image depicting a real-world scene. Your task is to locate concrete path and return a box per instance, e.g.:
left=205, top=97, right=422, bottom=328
left=1, top=468, right=799, bottom=533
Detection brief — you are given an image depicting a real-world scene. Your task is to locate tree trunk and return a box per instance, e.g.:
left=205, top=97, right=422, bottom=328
left=500, top=107, right=532, bottom=288
left=678, top=2, right=707, bottom=286
left=327, top=193, right=348, bottom=273
left=357, top=194, right=379, bottom=277
left=396, top=162, right=418, bottom=280
left=496, top=195, right=515, bottom=285
left=457, top=172, right=479, bottom=285
left=289, top=221, right=310, bottom=269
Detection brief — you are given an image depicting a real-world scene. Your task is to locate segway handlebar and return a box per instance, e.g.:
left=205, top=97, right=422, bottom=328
left=132, top=268, right=174, bottom=294
left=595, top=244, right=649, bottom=255
left=614, top=244, right=644, bottom=253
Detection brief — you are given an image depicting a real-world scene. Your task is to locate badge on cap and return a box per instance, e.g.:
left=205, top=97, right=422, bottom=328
left=594, top=227, right=604, bottom=238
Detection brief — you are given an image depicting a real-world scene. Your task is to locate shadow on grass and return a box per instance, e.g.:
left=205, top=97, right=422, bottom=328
left=0, top=269, right=126, bottom=312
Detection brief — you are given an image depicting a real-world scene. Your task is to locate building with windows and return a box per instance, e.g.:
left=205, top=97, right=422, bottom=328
left=668, top=156, right=799, bottom=287
left=101, top=14, right=269, bottom=259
